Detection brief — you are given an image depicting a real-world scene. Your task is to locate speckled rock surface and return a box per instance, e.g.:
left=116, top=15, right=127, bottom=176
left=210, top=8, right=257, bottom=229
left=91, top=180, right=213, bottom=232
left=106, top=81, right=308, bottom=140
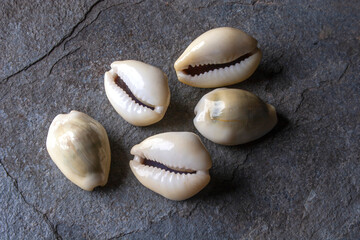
left=1, top=0, right=359, bottom=239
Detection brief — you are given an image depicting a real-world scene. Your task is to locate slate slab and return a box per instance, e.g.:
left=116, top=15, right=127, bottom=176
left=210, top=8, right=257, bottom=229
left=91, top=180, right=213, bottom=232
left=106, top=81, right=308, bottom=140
left=1, top=0, right=359, bottom=239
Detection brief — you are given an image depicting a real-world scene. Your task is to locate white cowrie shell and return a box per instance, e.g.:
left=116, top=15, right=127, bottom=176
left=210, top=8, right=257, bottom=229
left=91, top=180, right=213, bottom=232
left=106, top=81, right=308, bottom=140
left=174, top=27, right=262, bottom=88
left=104, top=60, right=170, bottom=126
left=194, top=88, right=277, bottom=145
left=46, top=110, right=111, bottom=191
left=130, top=132, right=212, bottom=201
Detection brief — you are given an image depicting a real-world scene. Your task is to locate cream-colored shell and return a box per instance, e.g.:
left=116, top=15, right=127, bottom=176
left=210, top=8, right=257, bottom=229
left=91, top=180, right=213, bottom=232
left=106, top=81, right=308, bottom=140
left=194, top=88, right=277, bottom=145
left=130, top=132, right=212, bottom=201
left=46, top=110, right=111, bottom=191
left=174, top=27, right=262, bottom=88
left=104, top=60, right=170, bottom=126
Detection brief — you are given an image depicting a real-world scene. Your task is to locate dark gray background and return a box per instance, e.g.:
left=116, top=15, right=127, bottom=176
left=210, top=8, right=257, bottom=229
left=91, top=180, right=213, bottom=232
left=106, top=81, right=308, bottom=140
left=1, top=0, right=359, bottom=239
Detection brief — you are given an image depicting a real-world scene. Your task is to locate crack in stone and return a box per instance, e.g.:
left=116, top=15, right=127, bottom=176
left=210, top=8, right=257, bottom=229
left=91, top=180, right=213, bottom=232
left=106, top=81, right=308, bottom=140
left=0, top=0, right=105, bottom=86
left=294, top=63, right=350, bottom=114
left=0, top=0, right=150, bottom=86
left=243, top=149, right=253, bottom=167
left=252, top=0, right=278, bottom=5
left=187, top=201, right=200, bottom=217
left=63, top=0, right=147, bottom=50
left=196, top=0, right=218, bottom=10
left=222, top=0, right=278, bottom=6
left=107, top=229, right=142, bottom=240
left=133, top=0, right=147, bottom=5
left=336, top=63, right=349, bottom=83
left=294, top=89, right=307, bottom=113
left=0, top=159, right=62, bottom=240
left=48, top=47, right=82, bottom=76
left=229, top=163, right=241, bottom=182
left=107, top=199, right=177, bottom=239
left=63, top=3, right=107, bottom=50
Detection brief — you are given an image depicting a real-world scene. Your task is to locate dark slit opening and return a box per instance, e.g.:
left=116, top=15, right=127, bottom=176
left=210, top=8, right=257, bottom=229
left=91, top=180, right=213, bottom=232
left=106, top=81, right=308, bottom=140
left=143, top=159, right=196, bottom=174
left=115, top=76, right=155, bottom=111
left=183, top=52, right=254, bottom=77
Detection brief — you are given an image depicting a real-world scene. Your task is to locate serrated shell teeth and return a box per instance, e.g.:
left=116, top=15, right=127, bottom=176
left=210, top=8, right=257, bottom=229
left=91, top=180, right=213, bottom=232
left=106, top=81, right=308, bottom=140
left=104, top=60, right=170, bottom=126
left=174, top=27, right=262, bottom=88
left=130, top=132, right=212, bottom=201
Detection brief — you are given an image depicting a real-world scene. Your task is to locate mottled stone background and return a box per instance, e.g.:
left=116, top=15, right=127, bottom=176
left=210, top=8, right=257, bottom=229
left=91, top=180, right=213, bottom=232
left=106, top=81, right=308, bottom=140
left=1, top=0, right=359, bottom=239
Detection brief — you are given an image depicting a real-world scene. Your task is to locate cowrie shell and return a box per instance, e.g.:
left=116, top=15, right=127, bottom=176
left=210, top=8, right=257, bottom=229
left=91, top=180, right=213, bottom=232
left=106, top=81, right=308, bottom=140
left=130, top=132, right=212, bottom=201
left=46, top=110, right=111, bottom=191
left=194, top=88, right=277, bottom=145
left=174, top=27, right=262, bottom=88
left=104, top=60, right=170, bottom=126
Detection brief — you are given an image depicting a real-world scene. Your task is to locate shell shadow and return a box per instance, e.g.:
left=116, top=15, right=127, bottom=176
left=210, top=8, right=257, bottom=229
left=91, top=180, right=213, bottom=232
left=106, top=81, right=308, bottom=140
left=193, top=169, right=250, bottom=200
left=192, top=113, right=289, bottom=200
left=228, top=112, right=289, bottom=151
left=232, top=55, right=284, bottom=90
left=147, top=96, right=196, bottom=132
left=204, top=176, right=240, bottom=197
left=98, top=136, right=129, bottom=191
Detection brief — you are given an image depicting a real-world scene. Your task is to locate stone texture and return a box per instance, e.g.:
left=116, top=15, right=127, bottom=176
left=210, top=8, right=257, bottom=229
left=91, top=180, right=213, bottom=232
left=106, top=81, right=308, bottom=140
left=0, top=0, right=359, bottom=239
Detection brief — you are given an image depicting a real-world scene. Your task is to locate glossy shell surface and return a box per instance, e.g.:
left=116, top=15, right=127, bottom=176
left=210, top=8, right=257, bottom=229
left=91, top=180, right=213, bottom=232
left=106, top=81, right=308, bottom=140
left=194, top=88, right=277, bottom=145
left=174, top=27, right=262, bottom=88
left=130, top=132, right=212, bottom=201
left=46, top=110, right=111, bottom=191
left=104, top=60, right=170, bottom=126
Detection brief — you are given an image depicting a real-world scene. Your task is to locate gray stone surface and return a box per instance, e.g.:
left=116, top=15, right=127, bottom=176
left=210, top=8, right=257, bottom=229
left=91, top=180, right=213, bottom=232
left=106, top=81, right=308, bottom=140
left=0, top=0, right=359, bottom=239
